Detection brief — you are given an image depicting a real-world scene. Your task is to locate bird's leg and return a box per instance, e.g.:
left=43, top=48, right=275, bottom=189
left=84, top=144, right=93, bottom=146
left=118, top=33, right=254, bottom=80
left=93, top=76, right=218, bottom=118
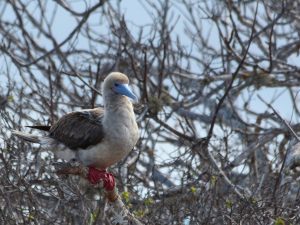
left=87, top=167, right=115, bottom=191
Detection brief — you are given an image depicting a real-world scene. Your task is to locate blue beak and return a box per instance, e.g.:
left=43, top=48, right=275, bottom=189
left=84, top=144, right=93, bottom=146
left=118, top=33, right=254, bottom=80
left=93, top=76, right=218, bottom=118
left=114, top=84, right=137, bottom=101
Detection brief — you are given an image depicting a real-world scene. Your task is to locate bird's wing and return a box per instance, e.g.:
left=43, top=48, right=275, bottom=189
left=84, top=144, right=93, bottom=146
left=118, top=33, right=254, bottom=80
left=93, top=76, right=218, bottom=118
left=49, top=108, right=105, bottom=150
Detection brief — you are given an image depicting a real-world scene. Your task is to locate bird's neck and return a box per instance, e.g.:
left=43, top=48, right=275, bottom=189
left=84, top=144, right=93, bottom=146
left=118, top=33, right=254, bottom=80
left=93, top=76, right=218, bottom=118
left=104, top=95, right=131, bottom=111
left=103, top=96, right=136, bottom=135
left=103, top=95, right=138, bottom=152
left=104, top=96, right=134, bottom=119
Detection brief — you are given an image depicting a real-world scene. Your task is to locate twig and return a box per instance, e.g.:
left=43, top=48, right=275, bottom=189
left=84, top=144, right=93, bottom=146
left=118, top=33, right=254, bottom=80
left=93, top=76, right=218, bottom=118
left=206, top=148, right=249, bottom=199
left=257, top=94, right=300, bottom=141
left=61, top=71, right=102, bottom=96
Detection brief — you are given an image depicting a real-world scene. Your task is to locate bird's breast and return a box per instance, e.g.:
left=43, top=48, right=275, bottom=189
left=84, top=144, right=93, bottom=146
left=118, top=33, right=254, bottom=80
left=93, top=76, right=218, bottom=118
left=83, top=122, right=138, bottom=168
left=78, top=103, right=139, bottom=168
left=108, top=117, right=139, bottom=151
left=105, top=106, right=138, bottom=145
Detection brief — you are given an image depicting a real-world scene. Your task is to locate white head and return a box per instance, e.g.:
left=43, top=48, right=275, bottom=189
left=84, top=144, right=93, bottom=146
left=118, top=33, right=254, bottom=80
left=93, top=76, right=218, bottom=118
left=102, top=72, right=137, bottom=104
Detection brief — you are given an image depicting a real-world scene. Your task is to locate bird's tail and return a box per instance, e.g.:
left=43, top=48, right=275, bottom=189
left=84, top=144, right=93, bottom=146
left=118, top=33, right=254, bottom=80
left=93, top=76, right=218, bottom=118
left=11, top=130, right=41, bottom=143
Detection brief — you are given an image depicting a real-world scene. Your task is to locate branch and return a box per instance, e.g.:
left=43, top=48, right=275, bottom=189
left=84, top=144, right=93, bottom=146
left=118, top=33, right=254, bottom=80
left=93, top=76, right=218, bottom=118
left=55, top=162, right=144, bottom=225
left=257, top=95, right=300, bottom=141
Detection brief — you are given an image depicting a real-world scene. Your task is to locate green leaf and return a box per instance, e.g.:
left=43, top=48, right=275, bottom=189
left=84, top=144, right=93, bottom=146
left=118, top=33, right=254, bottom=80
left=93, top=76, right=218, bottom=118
left=121, top=191, right=130, bottom=203
left=190, top=186, right=196, bottom=194
left=225, top=199, right=233, bottom=208
left=7, top=95, right=14, bottom=102
left=210, top=175, right=217, bottom=186
left=134, top=209, right=145, bottom=218
left=28, top=214, right=34, bottom=221
left=274, top=217, right=285, bottom=225
left=144, top=197, right=154, bottom=206
left=88, top=212, right=97, bottom=224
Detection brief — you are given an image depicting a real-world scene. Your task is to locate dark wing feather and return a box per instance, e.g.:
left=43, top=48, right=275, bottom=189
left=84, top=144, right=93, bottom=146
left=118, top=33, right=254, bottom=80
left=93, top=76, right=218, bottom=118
left=26, top=125, right=51, bottom=131
left=49, top=108, right=105, bottom=150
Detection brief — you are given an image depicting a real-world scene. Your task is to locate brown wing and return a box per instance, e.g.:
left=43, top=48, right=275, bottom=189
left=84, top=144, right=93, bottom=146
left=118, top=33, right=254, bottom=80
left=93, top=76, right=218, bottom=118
left=49, top=108, right=105, bottom=150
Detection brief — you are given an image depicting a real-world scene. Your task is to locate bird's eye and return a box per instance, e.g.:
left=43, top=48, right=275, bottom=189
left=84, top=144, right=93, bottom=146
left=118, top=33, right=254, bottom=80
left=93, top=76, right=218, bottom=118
left=114, top=83, right=119, bottom=87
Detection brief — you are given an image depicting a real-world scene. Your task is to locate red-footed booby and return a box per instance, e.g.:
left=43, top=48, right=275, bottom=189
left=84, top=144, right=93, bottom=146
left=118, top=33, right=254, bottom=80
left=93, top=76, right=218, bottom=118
left=12, top=72, right=139, bottom=191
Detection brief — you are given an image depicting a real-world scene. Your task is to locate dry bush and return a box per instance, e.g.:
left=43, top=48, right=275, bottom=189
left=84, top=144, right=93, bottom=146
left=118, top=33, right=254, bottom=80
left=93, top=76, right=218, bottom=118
left=1, top=0, right=300, bottom=224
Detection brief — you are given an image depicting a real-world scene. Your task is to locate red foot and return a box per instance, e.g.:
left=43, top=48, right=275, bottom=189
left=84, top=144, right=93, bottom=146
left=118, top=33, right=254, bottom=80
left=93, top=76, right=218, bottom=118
left=87, top=167, right=115, bottom=191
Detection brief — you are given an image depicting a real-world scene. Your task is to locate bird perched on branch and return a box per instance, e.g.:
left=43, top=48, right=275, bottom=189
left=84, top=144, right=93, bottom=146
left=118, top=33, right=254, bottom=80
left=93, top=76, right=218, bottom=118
left=12, top=72, right=139, bottom=191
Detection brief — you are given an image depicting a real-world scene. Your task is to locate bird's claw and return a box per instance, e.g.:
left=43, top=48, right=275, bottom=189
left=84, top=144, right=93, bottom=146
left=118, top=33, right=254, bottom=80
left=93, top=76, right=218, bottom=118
left=87, top=167, right=115, bottom=191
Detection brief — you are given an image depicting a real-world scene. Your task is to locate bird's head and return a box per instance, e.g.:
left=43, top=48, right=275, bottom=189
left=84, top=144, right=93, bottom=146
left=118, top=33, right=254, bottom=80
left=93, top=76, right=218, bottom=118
left=103, top=72, right=137, bottom=101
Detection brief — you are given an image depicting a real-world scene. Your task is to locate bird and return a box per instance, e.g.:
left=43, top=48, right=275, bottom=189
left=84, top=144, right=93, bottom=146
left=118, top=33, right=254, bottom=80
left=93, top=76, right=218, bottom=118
left=12, top=72, right=139, bottom=191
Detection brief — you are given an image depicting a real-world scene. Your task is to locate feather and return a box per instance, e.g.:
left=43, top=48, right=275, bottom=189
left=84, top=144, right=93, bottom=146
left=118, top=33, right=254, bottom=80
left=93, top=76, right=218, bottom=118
left=11, top=130, right=40, bottom=143
left=26, top=125, right=51, bottom=131
left=49, top=108, right=105, bottom=150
